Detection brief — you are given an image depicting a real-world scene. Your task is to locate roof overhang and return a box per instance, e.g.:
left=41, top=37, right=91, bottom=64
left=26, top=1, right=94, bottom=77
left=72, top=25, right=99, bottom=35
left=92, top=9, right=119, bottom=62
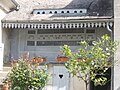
left=0, top=0, right=19, bottom=13
left=2, top=18, right=113, bottom=29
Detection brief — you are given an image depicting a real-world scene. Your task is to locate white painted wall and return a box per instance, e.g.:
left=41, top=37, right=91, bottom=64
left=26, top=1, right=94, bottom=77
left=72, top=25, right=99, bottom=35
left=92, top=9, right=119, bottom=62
left=0, top=9, right=6, bottom=70
left=114, top=0, right=120, bottom=90
left=0, top=9, right=6, bottom=43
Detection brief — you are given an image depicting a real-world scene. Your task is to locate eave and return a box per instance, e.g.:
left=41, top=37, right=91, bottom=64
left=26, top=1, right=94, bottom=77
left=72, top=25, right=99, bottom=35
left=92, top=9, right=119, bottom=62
left=2, top=17, right=113, bottom=29
left=0, top=0, right=19, bottom=13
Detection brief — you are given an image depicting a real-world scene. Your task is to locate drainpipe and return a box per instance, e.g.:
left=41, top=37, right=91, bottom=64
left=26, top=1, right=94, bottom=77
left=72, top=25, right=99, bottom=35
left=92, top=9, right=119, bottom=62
left=107, top=22, right=113, bottom=90
left=107, top=22, right=112, bottom=38
left=11, top=0, right=20, bottom=11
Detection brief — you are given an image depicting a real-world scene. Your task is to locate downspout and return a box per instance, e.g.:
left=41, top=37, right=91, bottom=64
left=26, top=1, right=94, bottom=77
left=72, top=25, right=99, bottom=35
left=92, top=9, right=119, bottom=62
left=11, top=0, right=20, bottom=10
left=107, top=22, right=112, bottom=38
left=107, top=22, right=113, bottom=90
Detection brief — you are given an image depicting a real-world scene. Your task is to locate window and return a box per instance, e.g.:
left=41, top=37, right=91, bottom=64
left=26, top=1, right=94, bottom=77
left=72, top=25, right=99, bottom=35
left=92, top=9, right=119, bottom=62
left=28, top=30, right=36, bottom=34
left=33, top=9, right=87, bottom=15
left=86, top=29, right=95, bottom=33
left=27, top=41, right=35, bottom=46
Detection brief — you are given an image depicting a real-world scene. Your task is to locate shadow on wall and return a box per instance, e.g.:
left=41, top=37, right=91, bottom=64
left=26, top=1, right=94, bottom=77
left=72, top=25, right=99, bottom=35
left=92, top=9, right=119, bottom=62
left=117, top=87, right=120, bottom=90
left=63, top=0, right=113, bottom=16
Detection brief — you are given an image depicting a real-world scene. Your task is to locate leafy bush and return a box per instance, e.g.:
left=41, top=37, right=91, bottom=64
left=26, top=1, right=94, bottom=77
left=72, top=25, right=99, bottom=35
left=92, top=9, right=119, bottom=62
left=4, top=58, right=49, bottom=90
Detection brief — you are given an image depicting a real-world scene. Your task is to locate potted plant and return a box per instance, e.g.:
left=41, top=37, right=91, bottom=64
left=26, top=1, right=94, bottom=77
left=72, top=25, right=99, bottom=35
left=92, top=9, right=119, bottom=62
left=3, top=83, right=8, bottom=90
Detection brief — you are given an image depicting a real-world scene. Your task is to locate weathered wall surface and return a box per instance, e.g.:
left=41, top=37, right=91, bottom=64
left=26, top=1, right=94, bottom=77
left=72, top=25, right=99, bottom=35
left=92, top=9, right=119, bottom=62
left=114, top=0, right=120, bottom=90
left=3, top=0, right=113, bottom=22
left=10, top=28, right=110, bottom=61
left=2, top=28, right=11, bottom=63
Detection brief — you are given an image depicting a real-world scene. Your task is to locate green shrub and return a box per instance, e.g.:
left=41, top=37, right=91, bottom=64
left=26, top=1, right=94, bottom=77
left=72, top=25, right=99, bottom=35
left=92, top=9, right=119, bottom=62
left=4, top=58, right=49, bottom=90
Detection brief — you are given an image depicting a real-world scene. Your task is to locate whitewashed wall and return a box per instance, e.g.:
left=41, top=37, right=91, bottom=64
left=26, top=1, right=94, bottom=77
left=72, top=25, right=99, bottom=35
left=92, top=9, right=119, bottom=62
left=114, top=0, right=120, bottom=90
left=0, top=9, right=6, bottom=43
left=0, top=9, right=6, bottom=70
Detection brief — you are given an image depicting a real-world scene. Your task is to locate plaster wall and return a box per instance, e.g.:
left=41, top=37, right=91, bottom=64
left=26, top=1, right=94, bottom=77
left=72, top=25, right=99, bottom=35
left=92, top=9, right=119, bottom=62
left=0, top=9, right=6, bottom=43
left=0, top=9, right=6, bottom=70
left=9, top=28, right=110, bottom=62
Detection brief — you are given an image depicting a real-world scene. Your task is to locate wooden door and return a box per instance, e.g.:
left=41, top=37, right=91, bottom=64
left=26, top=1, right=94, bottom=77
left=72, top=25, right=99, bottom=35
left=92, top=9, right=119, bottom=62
left=53, top=66, right=69, bottom=90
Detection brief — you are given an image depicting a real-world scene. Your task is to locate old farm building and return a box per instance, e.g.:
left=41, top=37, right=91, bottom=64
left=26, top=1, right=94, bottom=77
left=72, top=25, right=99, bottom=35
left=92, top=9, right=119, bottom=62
left=1, top=0, right=116, bottom=90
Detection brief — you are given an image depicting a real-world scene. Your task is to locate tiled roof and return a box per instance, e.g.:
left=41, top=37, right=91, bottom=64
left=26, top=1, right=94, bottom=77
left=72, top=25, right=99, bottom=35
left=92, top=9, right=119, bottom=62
left=3, top=0, right=113, bottom=22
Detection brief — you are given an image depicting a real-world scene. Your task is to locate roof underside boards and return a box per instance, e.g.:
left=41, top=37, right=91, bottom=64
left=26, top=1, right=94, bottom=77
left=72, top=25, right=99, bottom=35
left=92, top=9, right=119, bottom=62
left=2, top=0, right=113, bottom=21
left=2, top=18, right=113, bottom=29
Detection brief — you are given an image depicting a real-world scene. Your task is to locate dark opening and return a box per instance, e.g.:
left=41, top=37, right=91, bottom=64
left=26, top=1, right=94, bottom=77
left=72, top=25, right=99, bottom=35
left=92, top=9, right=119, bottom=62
left=74, top=11, right=77, bottom=13
left=59, top=74, right=63, bottom=79
left=42, top=11, right=45, bottom=14
left=54, top=11, right=57, bottom=14
left=90, top=68, right=111, bottom=90
left=37, top=12, right=40, bottom=14
left=49, top=11, right=52, bottom=14
left=61, top=11, right=64, bottom=13
left=80, top=11, right=83, bottom=13
left=67, top=11, right=70, bottom=13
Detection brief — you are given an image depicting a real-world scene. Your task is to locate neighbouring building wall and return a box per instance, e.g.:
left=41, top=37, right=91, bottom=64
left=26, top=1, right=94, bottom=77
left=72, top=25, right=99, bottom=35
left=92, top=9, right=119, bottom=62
left=0, top=9, right=6, bottom=43
left=114, top=0, right=120, bottom=90
left=0, top=9, right=6, bottom=70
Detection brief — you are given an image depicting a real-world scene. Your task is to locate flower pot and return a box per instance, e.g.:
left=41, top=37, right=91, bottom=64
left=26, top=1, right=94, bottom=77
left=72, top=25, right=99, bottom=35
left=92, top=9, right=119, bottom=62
left=3, top=84, right=8, bottom=90
left=32, top=56, right=46, bottom=63
left=57, top=56, right=69, bottom=62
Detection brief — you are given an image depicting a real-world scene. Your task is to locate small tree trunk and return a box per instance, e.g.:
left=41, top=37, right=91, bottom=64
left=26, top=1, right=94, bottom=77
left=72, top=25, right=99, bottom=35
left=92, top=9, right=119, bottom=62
left=85, top=82, right=88, bottom=90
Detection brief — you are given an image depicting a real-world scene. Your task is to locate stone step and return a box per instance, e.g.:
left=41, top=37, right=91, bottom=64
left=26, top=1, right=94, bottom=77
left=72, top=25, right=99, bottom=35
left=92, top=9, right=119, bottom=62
left=0, top=67, right=12, bottom=85
left=0, top=77, right=5, bottom=85
left=2, top=67, right=12, bottom=71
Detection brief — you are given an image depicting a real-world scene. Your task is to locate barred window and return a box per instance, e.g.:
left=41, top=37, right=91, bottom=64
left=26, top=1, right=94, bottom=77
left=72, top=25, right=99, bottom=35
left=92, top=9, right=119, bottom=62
left=27, top=41, right=35, bottom=46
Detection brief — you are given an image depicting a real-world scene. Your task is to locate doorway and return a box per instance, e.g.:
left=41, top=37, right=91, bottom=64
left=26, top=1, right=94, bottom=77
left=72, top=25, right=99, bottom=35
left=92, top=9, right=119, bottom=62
left=53, top=66, right=70, bottom=90
left=90, top=68, right=111, bottom=90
